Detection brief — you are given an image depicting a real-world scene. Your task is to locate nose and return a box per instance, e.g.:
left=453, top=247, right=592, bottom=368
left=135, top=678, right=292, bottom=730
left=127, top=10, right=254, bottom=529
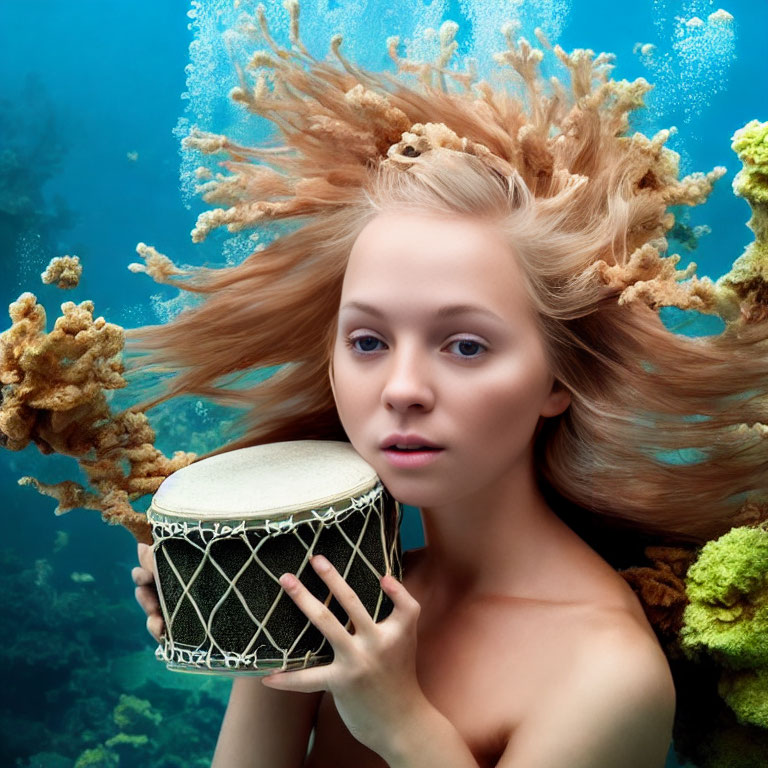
left=381, top=342, right=435, bottom=413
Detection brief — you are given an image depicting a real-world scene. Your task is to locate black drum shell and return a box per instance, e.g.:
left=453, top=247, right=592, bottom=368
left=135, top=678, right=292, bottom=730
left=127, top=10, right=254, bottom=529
left=151, top=488, right=402, bottom=674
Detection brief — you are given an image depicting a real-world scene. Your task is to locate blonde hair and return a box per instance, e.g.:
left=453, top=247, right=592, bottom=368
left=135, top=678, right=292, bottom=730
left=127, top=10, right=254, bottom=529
left=124, top=6, right=768, bottom=546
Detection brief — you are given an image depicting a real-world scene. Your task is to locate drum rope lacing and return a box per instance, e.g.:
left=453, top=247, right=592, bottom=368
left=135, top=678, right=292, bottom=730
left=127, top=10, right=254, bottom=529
left=150, top=483, right=402, bottom=673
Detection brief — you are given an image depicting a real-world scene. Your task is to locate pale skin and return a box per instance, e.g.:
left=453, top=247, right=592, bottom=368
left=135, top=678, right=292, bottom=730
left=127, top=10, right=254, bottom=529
left=134, top=210, right=677, bottom=767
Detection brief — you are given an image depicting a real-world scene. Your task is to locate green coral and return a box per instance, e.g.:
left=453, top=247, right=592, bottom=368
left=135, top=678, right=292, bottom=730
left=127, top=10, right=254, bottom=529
left=732, top=120, right=768, bottom=175
left=718, top=667, right=768, bottom=728
left=732, top=120, right=768, bottom=240
left=113, top=693, right=163, bottom=732
left=679, top=523, right=768, bottom=732
left=105, top=732, right=150, bottom=749
left=713, top=120, right=768, bottom=323
left=680, top=524, right=768, bottom=669
left=73, top=745, right=118, bottom=768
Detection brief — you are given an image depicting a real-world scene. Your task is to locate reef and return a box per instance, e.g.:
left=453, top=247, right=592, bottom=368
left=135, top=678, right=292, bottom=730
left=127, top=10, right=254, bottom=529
left=605, top=119, right=768, bottom=330
left=0, top=291, right=197, bottom=543
left=0, top=547, right=229, bottom=767
left=680, top=524, right=768, bottom=722
left=603, top=120, right=768, bottom=766
left=1, top=3, right=767, bottom=765
left=713, top=120, right=768, bottom=324
left=620, top=519, right=768, bottom=767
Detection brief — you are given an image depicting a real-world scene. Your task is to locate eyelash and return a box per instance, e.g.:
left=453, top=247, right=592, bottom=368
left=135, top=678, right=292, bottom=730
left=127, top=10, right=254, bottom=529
left=344, top=334, right=488, bottom=360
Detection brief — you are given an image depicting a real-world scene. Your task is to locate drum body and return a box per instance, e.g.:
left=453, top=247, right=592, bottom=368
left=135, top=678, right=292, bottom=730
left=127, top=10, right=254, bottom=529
left=147, top=441, right=403, bottom=676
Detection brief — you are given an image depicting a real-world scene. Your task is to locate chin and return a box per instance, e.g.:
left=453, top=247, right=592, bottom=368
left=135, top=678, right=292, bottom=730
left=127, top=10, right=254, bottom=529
left=376, top=475, right=450, bottom=508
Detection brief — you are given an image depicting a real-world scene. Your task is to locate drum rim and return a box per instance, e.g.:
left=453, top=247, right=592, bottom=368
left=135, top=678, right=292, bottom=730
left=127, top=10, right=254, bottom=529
left=147, top=480, right=385, bottom=524
left=147, top=440, right=383, bottom=521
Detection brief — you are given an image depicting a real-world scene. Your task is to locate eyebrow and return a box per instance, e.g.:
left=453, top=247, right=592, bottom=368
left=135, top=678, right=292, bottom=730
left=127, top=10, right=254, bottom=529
left=340, top=300, right=505, bottom=324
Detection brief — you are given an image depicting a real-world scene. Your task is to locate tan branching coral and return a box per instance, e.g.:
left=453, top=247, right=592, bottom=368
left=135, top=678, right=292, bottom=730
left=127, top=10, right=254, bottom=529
left=0, top=292, right=196, bottom=543
left=128, top=243, right=186, bottom=285
left=41, top=255, right=83, bottom=289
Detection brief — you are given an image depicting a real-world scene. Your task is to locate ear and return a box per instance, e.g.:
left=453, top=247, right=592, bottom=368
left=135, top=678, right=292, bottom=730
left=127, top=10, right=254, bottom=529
left=540, top=378, right=571, bottom=418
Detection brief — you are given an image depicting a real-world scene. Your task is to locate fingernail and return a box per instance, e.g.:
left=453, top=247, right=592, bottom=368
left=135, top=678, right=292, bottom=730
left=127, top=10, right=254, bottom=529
left=311, top=555, right=330, bottom=573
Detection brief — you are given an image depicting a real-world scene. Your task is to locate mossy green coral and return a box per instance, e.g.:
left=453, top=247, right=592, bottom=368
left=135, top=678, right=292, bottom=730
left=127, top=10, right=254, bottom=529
left=73, top=745, right=118, bottom=768
left=718, top=667, right=768, bottom=728
left=732, top=119, right=768, bottom=174
left=104, top=732, right=150, bottom=749
left=680, top=524, right=768, bottom=669
left=713, top=119, right=768, bottom=323
left=732, top=120, right=768, bottom=236
left=112, top=693, right=162, bottom=732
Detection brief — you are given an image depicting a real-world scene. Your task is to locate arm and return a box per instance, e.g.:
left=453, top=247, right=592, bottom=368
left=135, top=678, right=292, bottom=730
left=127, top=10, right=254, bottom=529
left=211, top=678, right=323, bottom=768
left=384, top=637, right=676, bottom=768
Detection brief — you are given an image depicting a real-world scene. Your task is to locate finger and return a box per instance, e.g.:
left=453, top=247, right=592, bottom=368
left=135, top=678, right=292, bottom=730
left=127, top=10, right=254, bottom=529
left=131, top=566, right=154, bottom=588
left=137, top=542, right=155, bottom=574
left=147, top=614, right=165, bottom=642
left=309, top=555, right=373, bottom=635
left=381, top=574, right=421, bottom=621
left=280, top=571, right=351, bottom=649
left=261, top=666, right=328, bottom=694
left=135, top=584, right=161, bottom=618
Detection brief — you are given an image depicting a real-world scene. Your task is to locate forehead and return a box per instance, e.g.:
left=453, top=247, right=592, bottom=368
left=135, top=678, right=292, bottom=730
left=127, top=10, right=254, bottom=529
left=343, top=211, right=533, bottom=321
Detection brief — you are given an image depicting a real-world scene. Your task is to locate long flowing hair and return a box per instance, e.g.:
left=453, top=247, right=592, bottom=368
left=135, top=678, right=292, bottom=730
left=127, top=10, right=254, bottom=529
left=124, top=4, right=768, bottom=548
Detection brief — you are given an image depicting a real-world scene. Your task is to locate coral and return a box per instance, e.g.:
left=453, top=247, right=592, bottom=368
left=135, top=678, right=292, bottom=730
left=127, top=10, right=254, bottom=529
left=680, top=523, right=768, bottom=670
left=668, top=209, right=712, bottom=252
left=0, top=292, right=197, bottom=543
left=718, top=667, right=768, bottom=728
left=711, top=120, right=768, bottom=324
left=41, top=255, right=83, bottom=289
left=128, top=243, right=185, bottom=284
left=105, top=732, right=150, bottom=749
left=593, top=118, right=768, bottom=328
left=619, top=524, right=768, bottom=763
left=675, top=522, right=768, bottom=741
left=0, top=548, right=137, bottom=672
left=73, top=746, right=118, bottom=768
left=619, top=544, right=698, bottom=657
left=112, top=693, right=163, bottom=732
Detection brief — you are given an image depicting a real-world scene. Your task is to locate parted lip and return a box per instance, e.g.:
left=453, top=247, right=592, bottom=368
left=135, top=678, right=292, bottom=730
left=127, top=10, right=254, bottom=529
left=380, top=434, right=443, bottom=449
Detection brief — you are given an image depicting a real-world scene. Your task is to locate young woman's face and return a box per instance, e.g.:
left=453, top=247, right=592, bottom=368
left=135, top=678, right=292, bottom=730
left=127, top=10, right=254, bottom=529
left=330, top=211, right=570, bottom=507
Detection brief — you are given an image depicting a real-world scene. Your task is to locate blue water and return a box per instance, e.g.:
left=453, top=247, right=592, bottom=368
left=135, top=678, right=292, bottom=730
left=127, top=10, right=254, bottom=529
left=1, top=1, right=766, bottom=765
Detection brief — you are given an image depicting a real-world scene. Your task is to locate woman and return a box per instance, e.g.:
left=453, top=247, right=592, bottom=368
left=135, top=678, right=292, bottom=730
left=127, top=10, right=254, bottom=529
left=130, top=6, right=767, bottom=766
left=135, top=198, right=677, bottom=767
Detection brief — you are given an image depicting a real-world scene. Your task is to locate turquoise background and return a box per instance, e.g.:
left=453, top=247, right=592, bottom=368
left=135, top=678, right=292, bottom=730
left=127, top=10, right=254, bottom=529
left=0, top=1, right=766, bottom=765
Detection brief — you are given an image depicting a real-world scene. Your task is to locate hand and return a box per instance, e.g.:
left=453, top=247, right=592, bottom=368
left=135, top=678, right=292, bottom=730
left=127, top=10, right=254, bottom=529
left=261, top=555, right=426, bottom=756
left=131, top=542, right=165, bottom=642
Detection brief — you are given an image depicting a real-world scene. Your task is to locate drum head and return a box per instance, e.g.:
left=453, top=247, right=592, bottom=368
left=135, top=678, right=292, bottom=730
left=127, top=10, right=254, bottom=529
left=149, top=440, right=378, bottom=521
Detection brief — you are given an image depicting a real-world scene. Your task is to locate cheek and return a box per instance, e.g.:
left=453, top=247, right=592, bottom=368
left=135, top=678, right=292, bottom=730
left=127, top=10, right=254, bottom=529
left=330, top=352, right=370, bottom=434
left=456, top=361, right=549, bottom=445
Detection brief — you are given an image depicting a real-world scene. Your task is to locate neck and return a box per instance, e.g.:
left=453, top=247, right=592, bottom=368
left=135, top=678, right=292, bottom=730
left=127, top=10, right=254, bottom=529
left=409, top=450, right=580, bottom=608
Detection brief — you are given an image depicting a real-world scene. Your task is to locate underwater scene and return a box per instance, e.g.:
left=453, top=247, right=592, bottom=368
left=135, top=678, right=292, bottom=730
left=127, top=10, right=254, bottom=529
left=1, top=0, right=767, bottom=766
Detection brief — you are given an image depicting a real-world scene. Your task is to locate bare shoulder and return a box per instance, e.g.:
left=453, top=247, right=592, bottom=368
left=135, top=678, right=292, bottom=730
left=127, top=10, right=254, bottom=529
left=499, top=606, right=676, bottom=768
left=574, top=606, right=676, bottom=713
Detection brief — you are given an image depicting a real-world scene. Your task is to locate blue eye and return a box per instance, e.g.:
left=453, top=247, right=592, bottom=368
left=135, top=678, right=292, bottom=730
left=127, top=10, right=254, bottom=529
left=345, top=335, right=487, bottom=358
left=448, top=339, right=486, bottom=358
left=347, top=335, right=385, bottom=354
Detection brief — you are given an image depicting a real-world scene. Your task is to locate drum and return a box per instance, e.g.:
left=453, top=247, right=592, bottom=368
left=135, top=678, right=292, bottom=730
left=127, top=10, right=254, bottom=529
left=146, top=440, right=403, bottom=676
